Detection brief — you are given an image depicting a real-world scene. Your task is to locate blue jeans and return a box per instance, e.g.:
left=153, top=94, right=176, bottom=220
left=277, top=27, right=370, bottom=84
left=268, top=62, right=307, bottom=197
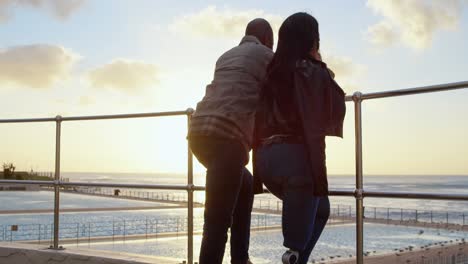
left=190, top=136, right=254, bottom=264
left=256, top=143, right=330, bottom=264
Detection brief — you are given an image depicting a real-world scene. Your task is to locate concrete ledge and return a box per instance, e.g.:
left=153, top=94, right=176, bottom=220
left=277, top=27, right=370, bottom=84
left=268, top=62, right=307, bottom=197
left=0, top=242, right=179, bottom=264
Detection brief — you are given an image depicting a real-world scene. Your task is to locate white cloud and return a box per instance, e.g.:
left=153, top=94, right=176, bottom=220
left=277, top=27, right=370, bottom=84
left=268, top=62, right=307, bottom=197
left=0, top=0, right=85, bottom=22
left=170, top=6, right=283, bottom=38
left=366, top=21, right=398, bottom=48
left=366, top=0, right=465, bottom=50
left=0, top=44, right=78, bottom=89
left=87, top=59, right=159, bottom=93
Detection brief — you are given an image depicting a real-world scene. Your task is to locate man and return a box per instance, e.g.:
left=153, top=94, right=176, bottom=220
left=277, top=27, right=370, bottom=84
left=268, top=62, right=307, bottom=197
left=188, top=18, right=274, bottom=264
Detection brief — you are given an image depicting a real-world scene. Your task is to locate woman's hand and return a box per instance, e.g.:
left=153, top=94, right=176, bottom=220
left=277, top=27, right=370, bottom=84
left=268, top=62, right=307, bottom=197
left=311, top=50, right=322, bottom=61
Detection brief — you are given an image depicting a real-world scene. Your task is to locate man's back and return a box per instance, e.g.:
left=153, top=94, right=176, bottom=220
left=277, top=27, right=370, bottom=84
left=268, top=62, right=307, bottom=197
left=192, top=35, right=273, bottom=147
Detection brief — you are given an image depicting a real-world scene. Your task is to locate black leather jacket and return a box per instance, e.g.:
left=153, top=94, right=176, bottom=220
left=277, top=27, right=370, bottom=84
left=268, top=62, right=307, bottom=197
left=253, top=58, right=346, bottom=196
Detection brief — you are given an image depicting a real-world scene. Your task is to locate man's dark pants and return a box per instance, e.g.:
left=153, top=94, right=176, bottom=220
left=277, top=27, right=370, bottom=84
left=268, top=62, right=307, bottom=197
left=189, top=136, right=254, bottom=264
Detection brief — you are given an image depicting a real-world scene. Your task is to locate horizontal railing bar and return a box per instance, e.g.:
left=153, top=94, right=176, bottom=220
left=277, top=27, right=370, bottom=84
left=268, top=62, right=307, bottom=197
left=2, top=179, right=468, bottom=201
left=364, top=191, right=468, bottom=201
left=0, top=180, right=54, bottom=185
left=361, top=80, right=468, bottom=100
left=61, top=111, right=189, bottom=121
left=61, top=182, right=190, bottom=190
left=1, top=81, right=466, bottom=123
left=0, top=180, right=191, bottom=190
left=0, top=117, right=56, bottom=123
left=0, top=110, right=189, bottom=123
left=0, top=180, right=354, bottom=196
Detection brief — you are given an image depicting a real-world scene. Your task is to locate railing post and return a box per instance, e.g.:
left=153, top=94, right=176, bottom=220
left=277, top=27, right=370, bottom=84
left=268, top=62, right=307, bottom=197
left=77, top=223, right=79, bottom=245
left=51, top=115, right=62, bottom=250
left=145, top=217, right=148, bottom=239
left=446, top=212, right=449, bottom=227
left=186, top=108, right=195, bottom=264
left=353, top=92, right=364, bottom=264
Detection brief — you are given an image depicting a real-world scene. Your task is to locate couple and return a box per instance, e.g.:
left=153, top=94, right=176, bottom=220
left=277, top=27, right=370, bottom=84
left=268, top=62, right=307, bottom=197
left=188, top=12, right=346, bottom=264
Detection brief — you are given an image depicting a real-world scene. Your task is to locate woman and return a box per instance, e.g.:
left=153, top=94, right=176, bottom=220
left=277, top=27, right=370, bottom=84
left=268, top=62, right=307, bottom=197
left=253, top=12, right=346, bottom=264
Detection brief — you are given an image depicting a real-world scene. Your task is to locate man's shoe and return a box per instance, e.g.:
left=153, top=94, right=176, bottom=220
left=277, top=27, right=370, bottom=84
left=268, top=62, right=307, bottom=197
left=282, top=250, right=299, bottom=264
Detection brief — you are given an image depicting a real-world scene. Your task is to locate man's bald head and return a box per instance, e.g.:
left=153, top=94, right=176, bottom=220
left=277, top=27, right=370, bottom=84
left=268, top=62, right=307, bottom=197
left=245, top=18, right=274, bottom=49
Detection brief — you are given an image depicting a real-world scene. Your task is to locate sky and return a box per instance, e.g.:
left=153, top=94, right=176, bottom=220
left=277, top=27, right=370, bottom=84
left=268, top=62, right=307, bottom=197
left=0, top=0, right=467, bottom=176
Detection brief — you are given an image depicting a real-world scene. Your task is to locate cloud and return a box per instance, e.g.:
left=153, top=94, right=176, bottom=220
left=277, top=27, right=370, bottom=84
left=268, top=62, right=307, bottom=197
left=87, top=59, right=159, bottom=93
left=0, top=0, right=85, bottom=23
left=323, top=53, right=367, bottom=93
left=0, top=44, right=78, bottom=89
left=366, top=21, right=398, bottom=48
left=170, top=6, right=283, bottom=38
left=366, top=0, right=465, bottom=50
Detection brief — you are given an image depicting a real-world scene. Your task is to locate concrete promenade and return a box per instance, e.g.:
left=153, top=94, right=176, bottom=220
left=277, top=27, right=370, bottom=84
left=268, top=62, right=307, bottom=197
left=327, top=240, right=468, bottom=264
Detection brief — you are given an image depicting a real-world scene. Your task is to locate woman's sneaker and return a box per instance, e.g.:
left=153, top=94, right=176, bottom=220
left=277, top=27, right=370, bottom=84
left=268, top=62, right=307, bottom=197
left=282, top=250, right=299, bottom=264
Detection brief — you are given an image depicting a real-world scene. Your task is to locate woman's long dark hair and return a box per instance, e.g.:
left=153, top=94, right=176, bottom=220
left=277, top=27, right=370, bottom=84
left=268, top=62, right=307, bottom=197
left=261, top=12, right=319, bottom=110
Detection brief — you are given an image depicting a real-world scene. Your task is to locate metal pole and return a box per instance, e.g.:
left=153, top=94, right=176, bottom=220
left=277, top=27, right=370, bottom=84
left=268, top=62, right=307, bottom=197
left=88, top=223, right=91, bottom=246
left=353, top=92, right=364, bottom=264
left=76, top=223, right=79, bottom=245
left=145, top=217, right=148, bottom=239
left=187, top=109, right=194, bottom=264
left=52, top=116, right=62, bottom=250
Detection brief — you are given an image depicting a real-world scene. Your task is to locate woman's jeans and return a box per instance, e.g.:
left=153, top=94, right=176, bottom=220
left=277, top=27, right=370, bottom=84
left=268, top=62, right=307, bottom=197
left=256, top=143, right=330, bottom=264
left=190, top=136, right=254, bottom=264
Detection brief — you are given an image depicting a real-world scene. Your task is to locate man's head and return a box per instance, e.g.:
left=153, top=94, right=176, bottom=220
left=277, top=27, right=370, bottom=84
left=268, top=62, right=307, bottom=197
left=245, top=18, right=274, bottom=49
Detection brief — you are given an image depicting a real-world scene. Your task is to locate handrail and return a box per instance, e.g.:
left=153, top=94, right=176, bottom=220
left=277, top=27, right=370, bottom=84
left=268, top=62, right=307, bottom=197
left=0, top=110, right=190, bottom=123
left=1, top=80, right=467, bottom=264
left=361, top=80, right=468, bottom=100
left=4, top=178, right=468, bottom=201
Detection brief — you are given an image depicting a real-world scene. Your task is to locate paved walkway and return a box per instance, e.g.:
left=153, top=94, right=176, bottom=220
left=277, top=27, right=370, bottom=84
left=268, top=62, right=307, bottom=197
left=327, top=239, right=468, bottom=264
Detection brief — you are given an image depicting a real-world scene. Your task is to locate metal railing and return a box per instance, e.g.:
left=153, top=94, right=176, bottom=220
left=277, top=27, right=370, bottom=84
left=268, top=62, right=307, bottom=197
left=1, top=80, right=468, bottom=264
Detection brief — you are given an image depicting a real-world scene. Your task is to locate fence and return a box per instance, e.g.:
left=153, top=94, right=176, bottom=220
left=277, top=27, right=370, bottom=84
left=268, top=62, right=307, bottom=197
left=66, top=187, right=468, bottom=228
left=1, top=81, right=468, bottom=264
left=0, top=214, right=348, bottom=245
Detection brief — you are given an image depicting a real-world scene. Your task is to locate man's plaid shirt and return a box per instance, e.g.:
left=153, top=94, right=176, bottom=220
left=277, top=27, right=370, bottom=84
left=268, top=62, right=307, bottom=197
left=188, top=115, right=250, bottom=155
